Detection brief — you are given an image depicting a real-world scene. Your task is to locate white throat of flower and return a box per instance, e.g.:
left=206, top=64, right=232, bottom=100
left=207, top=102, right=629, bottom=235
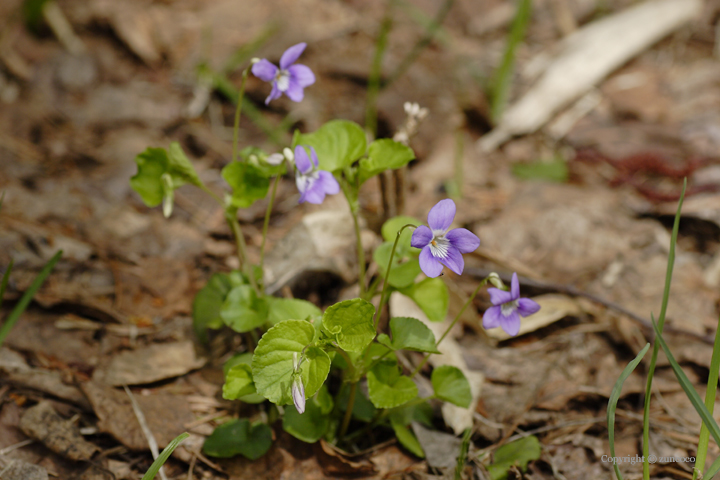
left=429, top=230, right=450, bottom=259
left=501, top=300, right=518, bottom=317
left=276, top=69, right=290, bottom=91
left=296, top=169, right=319, bottom=193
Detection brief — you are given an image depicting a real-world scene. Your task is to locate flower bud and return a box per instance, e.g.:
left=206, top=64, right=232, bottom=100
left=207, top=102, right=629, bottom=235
left=266, top=153, right=284, bottom=166
left=283, top=147, right=295, bottom=163
left=161, top=173, right=174, bottom=218
left=291, top=375, right=305, bottom=414
left=487, top=272, right=505, bottom=290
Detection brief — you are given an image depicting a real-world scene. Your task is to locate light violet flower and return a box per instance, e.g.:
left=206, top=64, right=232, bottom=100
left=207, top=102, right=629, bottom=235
left=251, top=43, right=315, bottom=105
left=294, top=145, right=339, bottom=204
left=482, top=272, right=540, bottom=336
left=411, top=199, right=480, bottom=277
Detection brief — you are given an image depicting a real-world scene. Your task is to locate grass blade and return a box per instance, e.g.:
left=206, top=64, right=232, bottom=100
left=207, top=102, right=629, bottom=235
left=694, top=315, right=720, bottom=479
left=704, top=455, right=720, bottom=479
left=141, top=432, right=190, bottom=480
left=489, top=0, right=532, bottom=123
left=651, top=318, right=720, bottom=449
left=0, top=250, right=62, bottom=347
left=642, top=178, right=686, bottom=480
left=607, top=342, right=650, bottom=480
left=0, top=259, right=13, bottom=311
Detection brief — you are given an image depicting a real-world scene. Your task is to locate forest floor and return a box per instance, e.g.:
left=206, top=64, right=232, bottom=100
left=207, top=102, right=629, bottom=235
left=1, top=0, right=720, bottom=478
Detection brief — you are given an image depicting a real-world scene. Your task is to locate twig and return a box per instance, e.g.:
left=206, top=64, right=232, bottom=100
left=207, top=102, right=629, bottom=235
left=123, top=385, right=167, bottom=480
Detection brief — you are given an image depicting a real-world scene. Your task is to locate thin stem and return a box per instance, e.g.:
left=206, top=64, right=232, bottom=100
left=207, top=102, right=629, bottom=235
left=410, top=280, right=489, bottom=378
left=374, top=224, right=416, bottom=331
left=225, top=209, right=260, bottom=296
left=364, top=276, right=383, bottom=302
left=231, top=66, right=252, bottom=164
left=199, top=184, right=224, bottom=207
left=693, top=315, right=720, bottom=479
left=339, top=382, right=357, bottom=441
left=259, top=174, right=281, bottom=286
left=642, top=179, right=686, bottom=480
left=339, top=176, right=366, bottom=297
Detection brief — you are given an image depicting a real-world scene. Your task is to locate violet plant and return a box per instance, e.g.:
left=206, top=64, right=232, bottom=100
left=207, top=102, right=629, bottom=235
left=129, top=44, right=541, bottom=459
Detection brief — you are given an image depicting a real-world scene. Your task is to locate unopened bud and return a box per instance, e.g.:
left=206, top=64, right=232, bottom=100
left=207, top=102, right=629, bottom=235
left=266, top=153, right=284, bottom=165
left=161, top=173, right=174, bottom=218
left=487, top=272, right=505, bottom=290
left=283, top=147, right=294, bottom=163
left=291, top=375, right=305, bottom=414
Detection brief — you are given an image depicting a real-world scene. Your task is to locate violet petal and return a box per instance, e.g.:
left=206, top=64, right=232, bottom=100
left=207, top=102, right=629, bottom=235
left=294, top=146, right=313, bottom=174
left=284, top=79, right=304, bottom=102
left=438, top=245, right=464, bottom=275
left=482, top=305, right=502, bottom=329
left=301, top=180, right=326, bottom=204
left=517, top=298, right=541, bottom=317
left=251, top=59, right=277, bottom=82
left=411, top=225, right=433, bottom=248
left=280, top=43, right=307, bottom=69
left=510, top=272, right=520, bottom=300
left=317, top=171, right=340, bottom=195
left=487, top=287, right=513, bottom=306
left=427, top=199, right=455, bottom=232
left=446, top=228, right=480, bottom=253
left=265, top=82, right=282, bottom=105
left=309, top=146, right=319, bottom=168
left=288, top=64, right=315, bottom=87
left=500, top=310, right=521, bottom=336
left=419, top=246, right=443, bottom=277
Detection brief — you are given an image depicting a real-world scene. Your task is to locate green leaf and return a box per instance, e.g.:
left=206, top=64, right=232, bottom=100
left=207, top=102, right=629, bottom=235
left=223, top=364, right=256, bottom=400
left=651, top=319, right=720, bottom=459
left=222, top=162, right=270, bottom=208
left=358, top=139, right=415, bottom=183
left=367, top=360, right=418, bottom=409
left=381, top=215, right=422, bottom=246
left=203, top=419, right=272, bottom=460
left=0, top=250, right=62, bottom=347
left=607, top=343, right=649, bottom=480
left=141, top=432, right=189, bottom=480
left=193, top=273, right=235, bottom=342
left=130, top=143, right=203, bottom=209
left=252, top=320, right=330, bottom=405
left=400, top=277, right=448, bottom=322
left=373, top=242, right=422, bottom=288
left=268, top=297, right=322, bottom=326
left=321, top=299, right=376, bottom=353
left=220, top=285, right=269, bottom=333
left=283, top=397, right=330, bottom=443
left=293, top=120, right=367, bottom=172
left=223, top=353, right=265, bottom=404
left=167, top=142, right=202, bottom=186
left=511, top=157, right=568, bottom=183
left=487, top=435, right=541, bottom=480
left=390, top=418, right=425, bottom=458
left=431, top=365, right=472, bottom=408
left=389, top=401, right=433, bottom=428
left=378, top=317, right=440, bottom=354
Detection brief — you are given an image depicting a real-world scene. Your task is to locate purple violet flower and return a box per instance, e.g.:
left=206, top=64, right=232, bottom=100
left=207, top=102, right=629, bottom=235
left=251, top=43, right=316, bottom=105
left=411, top=199, right=480, bottom=277
left=482, top=273, right=540, bottom=336
left=294, top=145, right=339, bottom=204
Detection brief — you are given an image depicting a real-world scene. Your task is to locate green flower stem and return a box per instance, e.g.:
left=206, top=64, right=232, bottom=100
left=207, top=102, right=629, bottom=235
left=409, top=279, right=490, bottom=378
left=199, top=184, right=224, bottom=206
left=259, top=174, right=281, bottom=287
left=338, top=176, right=366, bottom=297
left=364, top=275, right=383, bottom=302
left=225, top=208, right=260, bottom=296
left=231, top=66, right=252, bottom=164
left=339, top=381, right=357, bottom=441
left=374, top=224, right=416, bottom=331
left=642, top=179, right=686, bottom=480
left=693, top=314, right=720, bottom=479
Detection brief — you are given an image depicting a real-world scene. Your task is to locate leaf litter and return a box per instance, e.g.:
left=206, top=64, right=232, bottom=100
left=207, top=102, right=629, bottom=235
left=0, top=0, right=718, bottom=478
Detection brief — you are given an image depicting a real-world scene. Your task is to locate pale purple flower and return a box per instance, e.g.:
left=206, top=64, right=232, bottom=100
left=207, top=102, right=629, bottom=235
left=291, top=375, right=306, bottom=414
left=482, top=273, right=540, bottom=336
left=251, top=43, right=315, bottom=105
left=411, top=199, right=480, bottom=277
left=294, top=145, right=339, bottom=204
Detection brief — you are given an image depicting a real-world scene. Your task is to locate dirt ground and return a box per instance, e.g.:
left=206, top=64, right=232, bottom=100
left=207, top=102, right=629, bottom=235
left=2, top=0, right=720, bottom=478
